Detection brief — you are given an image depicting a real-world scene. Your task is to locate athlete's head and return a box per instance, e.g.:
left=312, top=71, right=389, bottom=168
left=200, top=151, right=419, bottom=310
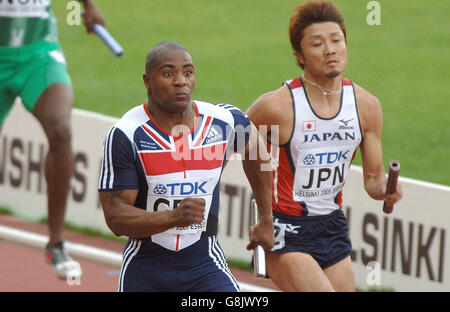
left=143, top=41, right=196, bottom=113
left=289, top=1, right=347, bottom=77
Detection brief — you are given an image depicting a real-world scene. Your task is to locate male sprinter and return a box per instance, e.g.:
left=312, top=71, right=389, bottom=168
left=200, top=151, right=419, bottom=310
left=98, top=41, right=274, bottom=292
left=0, top=0, right=104, bottom=279
left=246, top=1, right=402, bottom=291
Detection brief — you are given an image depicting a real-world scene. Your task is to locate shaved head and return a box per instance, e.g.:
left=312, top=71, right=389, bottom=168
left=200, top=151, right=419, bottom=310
left=145, top=41, right=190, bottom=74
left=142, top=41, right=196, bottom=117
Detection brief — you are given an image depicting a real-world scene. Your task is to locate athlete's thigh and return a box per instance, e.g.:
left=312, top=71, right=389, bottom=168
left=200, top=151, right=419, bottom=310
left=266, top=251, right=334, bottom=292
left=119, top=240, right=159, bottom=292
left=32, top=82, right=73, bottom=124
left=32, top=83, right=73, bottom=143
left=323, top=256, right=355, bottom=292
left=186, top=237, right=240, bottom=292
left=190, top=267, right=240, bottom=292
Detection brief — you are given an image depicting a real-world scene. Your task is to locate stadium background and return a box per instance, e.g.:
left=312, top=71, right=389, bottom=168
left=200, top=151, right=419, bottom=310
left=54, top=0, right=449, bottom=186
left=0, top=0, right=449, bottom=292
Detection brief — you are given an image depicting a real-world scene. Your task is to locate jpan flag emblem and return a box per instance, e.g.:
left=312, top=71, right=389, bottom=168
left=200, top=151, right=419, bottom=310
left=302, top=120, right=316, bottom=132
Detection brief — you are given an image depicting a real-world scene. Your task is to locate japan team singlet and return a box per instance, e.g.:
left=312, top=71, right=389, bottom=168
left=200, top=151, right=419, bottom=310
left=98, top=101, right=250, bottom=251
left=270, top=77, right=362, bottom=217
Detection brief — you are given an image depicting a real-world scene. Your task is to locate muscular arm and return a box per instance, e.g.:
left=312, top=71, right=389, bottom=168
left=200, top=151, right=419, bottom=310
left=99, top=190, right=204, bottom=238
left=359, top=94, right=386, bottom=200
left=356, top=85, right=402, bottom=204
left=240, top=86, right=293, bottom=251
left=241, top=123, right=273, bottom=220
left=100, top=189, right=173, bottom=238
left=239, top=123, right=274, bottom=252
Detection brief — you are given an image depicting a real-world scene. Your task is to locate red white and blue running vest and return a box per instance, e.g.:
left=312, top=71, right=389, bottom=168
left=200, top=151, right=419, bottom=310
left=99, top=101, right=250, bottom=251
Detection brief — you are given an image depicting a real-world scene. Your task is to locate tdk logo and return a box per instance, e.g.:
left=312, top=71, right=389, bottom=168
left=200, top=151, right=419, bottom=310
left=153, top=184, right=167, bottom=195
left=154, top=182, right=208, bottom=196
left=303, top=154, right=315, bottom=165
left=303, top=150, right=350, bottom=165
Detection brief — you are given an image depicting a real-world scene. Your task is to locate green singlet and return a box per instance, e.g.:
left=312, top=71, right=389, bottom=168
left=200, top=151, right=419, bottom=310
left=0, top=0, right=72, bottom=126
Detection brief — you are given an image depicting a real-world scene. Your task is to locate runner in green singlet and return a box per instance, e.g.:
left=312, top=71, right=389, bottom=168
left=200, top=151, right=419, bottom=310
left=0, top=0, right=105, bottom=280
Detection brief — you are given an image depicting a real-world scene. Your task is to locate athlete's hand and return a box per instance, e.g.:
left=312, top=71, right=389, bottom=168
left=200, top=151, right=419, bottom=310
left=82, top=0, right=105, bottom=33
left=247, top=217, right=274, bottom=252
left=383, top=182, right=403, bottom=207
left=172, top=198, right=205, bottom=227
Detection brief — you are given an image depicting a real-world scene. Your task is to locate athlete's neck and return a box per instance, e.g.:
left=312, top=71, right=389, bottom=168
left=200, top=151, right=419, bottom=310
left=302, top=72, right=342, bottom=94
left=301, top=72, right=342, bottom=118
left=145, top=101, right=197, bottom=136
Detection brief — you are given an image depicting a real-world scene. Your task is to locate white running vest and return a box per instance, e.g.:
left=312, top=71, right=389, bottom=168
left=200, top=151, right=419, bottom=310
left=271, top=77, right=362, bottom=216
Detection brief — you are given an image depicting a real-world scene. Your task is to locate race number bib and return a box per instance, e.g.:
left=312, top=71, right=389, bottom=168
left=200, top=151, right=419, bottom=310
left=147, top=176, right=216, bottom=234
left=293, top=146, right=354, bottom=201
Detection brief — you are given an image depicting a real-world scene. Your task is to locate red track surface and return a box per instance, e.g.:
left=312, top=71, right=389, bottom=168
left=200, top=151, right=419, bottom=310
left=0, top=214, right=279, bottom=292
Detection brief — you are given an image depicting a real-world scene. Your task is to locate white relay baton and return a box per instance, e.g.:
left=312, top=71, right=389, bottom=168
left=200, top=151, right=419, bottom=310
left=251, top=199, right=267, bottom=277
left=92, top=24, right=124, bottom=56
left=81, top=11, right=123, bottom=57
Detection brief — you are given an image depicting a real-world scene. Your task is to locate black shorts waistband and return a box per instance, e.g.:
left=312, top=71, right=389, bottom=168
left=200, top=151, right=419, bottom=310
left=273, top=209, right=343, bottom=222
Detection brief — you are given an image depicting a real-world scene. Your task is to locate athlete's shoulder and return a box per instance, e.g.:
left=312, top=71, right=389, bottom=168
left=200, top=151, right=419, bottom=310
left=196, top=100, right=242, bottom=113
left=195, top=100, right=246, bottom=125
left=284, top=76, right=304, bottom=90
left=352, top=83, right=383, bottom=134
left=113, top=104, right=149, bottom=141
left=352, top=83, right=382, bottom=112
left=119, top=104, right=147, bottom=121
left=216, top=103, right=247, bottom=120
left=247, top=84, right=291, bottom=126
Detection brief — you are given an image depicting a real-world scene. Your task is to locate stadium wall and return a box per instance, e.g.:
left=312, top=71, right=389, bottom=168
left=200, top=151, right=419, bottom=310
left=1, top=101, right=449, bottom=291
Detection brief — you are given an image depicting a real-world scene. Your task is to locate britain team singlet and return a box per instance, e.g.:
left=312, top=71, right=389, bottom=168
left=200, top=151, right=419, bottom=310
left=99, top=101, right=250, bottom=251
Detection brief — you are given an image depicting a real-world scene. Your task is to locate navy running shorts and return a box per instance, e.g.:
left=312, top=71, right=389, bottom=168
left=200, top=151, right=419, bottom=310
left=119, top=235, right=240, bottom=292
left=270, top=209, right=352, bottom=269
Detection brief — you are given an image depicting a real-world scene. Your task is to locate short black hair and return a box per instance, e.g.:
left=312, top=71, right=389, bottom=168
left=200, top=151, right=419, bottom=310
left=145, top=41, right=190, bottom=74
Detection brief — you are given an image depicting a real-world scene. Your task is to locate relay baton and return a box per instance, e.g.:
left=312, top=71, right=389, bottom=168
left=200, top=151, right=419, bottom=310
left=383, top=161, right=400, bottom=214
left=92, top=23, right=123, bottom=56
left=251, top=199, right=267, bottom=278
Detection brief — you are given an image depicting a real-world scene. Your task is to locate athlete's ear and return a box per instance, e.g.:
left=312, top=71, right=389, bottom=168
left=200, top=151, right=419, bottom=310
left=294, top=50, right=305, bottom=68
left=143, top=74, right=151, bottom=91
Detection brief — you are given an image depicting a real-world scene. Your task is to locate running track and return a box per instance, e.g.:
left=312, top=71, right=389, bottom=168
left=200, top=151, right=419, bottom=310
left=0, top=214, right=278, bottom=292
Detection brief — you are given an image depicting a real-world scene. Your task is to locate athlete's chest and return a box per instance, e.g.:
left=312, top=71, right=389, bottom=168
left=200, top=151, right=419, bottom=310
left=291, top=84, right=361, bottom=151
left=133, top=113, right=231, bottom=178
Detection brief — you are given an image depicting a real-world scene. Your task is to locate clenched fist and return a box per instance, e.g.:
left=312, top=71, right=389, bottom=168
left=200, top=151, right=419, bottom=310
left=171, top=198, right=205, bottom=227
